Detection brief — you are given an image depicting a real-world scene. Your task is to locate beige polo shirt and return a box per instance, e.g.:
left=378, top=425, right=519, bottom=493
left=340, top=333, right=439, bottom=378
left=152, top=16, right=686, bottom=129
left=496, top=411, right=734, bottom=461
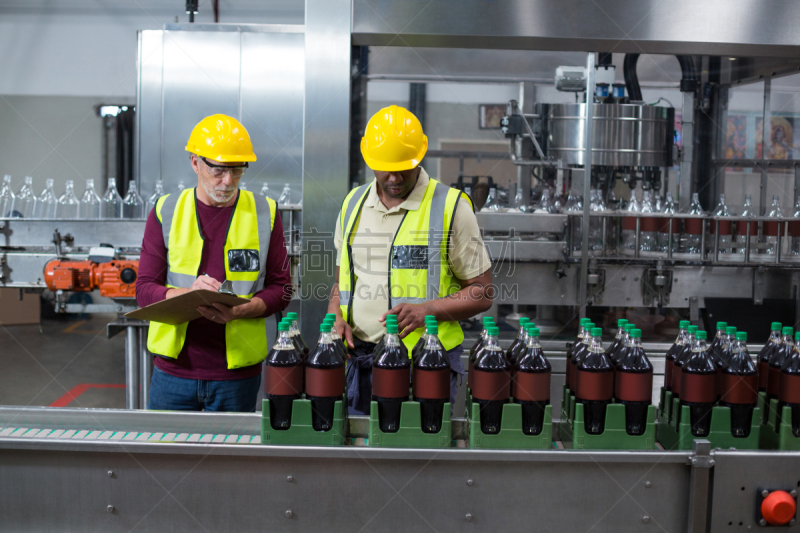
left=334, top=167, right=491, bottom=343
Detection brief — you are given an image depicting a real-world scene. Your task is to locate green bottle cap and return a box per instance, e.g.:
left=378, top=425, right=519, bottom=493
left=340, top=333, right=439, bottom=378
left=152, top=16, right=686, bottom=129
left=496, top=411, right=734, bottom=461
left=386, top=315, right=397, bottom=323
left=482, top=317, right=494, bottom=324
left=519, top=317, right=530, bottom=325
left=278, top=322, right=289, bottom=332
left=387, top=323, right=398, bottom=334
left=325, top=312, right=335, bottom=319
left=320, top=323, right=331, bottom=332
left=425, top=316, right=437, bottom=323
left=771, top=322, right=782, bottom=331
left=624, top=324, right=635, bottom=332
left=736, top=332, right=747, bottom=341
left=696, top=331, right=707, bottom=340
left=679, top=320, right=690, bottom=328
left=287, top=312, right=298, bottom=320
left=427, top=325, right=439, bottom=335
left=528, top=327, right=540, bottom=336
left=716, top=321, right=727, bottom=330
left=487, top=326, right=499, bottom=336
left=783, top=326, right=794, bottom=336
left=585, top=322, right=594, bottom=329
left=424, top=314, right=436, bottom=321
left=580, top=318, right=591, bottom=325
left=591, top=327, right=602, bottom=337
left=688, top=325, right=698, bottom=333
left=795, top=332, right=800, bottom=341
left=726, top=326, right=737, bottom=335
left=631, top=329, right=642, bottom=338
left=618, top=319, right=628, bottom=327
left=528, top=322, right=536, bottom=329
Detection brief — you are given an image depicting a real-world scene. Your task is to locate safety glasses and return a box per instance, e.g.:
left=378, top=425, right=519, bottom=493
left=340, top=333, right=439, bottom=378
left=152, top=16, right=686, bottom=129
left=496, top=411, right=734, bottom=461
left=201, top=157, right=248, bottom=178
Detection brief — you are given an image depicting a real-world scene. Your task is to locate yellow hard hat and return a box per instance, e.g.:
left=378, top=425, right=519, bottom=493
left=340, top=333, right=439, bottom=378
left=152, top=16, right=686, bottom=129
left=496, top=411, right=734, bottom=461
left=360, top=105, right=427, bottom=171
left=185, top=114, right=257, bottom=163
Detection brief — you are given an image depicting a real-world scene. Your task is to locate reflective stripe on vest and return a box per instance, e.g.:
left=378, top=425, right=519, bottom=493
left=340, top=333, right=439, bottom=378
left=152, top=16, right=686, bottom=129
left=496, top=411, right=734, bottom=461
left=147, top=188, right=276, bottom=369
left=338, top=178, right=470, bottom=352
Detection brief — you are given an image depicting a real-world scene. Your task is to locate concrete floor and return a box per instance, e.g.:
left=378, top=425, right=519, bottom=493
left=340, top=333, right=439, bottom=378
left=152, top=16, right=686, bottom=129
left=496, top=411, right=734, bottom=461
left=0, top=315, right=127, bottom=408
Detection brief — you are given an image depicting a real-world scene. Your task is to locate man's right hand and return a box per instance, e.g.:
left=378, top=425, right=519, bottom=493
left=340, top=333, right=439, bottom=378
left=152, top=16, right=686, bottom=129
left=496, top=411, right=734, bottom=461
left=334, top=316, right=355, bottom=353
left=166, top=274, right=221, bottom=299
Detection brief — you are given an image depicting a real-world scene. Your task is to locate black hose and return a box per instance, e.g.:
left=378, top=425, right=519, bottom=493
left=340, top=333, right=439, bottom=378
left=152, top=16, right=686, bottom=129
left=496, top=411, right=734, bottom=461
left=676, top=55, right=699, bottom=93
left=623, top=54, right=642, bottom=102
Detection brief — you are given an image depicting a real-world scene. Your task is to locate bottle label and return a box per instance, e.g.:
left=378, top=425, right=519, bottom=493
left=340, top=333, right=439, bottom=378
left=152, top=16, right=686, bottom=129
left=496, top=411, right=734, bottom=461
left=265, top=365, right=303, bottom=396
left=412, top=368, right=450, bottom=400
left=779, top=373, right=800, bottom=404
left=471, top=369, right=511, bottom=402
left=684, top=218, right=704, bottom=236
left=679, top=373, right=716, bottom=403
left=305, top=367, right=345, bottom=398
left=575, top=370, right=613, bottom=401
left=622, top=216, right=637, bottom=231
left=640, top=217, right=659, bottom=232
left=512, top=371, right=551, bottom=402
left=372, top=367, right=411, bottom=399
left=658, top=218, right=680, bottom=234
left=763, top=221, right=781, bottom=237
left=789, top=220, right=800, bottom=236
left=709, top=220, right=732, bottom=235
left=671, top=366, right=682, bottom=396
left=614, top=371, right=653, bottom=402
left=735, top=220, right=758, bottom=236
left=719, top=373, right=757, bottom=405
left=758, top=361, right=768, bottom=390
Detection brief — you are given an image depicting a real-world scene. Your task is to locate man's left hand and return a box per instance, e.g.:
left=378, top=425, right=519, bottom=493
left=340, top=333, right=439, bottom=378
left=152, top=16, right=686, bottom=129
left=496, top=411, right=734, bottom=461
left=197, top=302, right=238, bottom=324
left=381, top=303, right=430, bottom=339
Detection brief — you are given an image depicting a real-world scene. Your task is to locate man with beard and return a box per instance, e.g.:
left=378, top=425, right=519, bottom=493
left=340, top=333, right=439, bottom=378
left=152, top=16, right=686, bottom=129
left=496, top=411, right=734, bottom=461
left=136, top=114, right=292, bottom=411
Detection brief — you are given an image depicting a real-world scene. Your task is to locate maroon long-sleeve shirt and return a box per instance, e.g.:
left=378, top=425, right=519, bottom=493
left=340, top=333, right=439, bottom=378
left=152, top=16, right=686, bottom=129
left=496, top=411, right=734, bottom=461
left=136, top=191, right=292, bottom=380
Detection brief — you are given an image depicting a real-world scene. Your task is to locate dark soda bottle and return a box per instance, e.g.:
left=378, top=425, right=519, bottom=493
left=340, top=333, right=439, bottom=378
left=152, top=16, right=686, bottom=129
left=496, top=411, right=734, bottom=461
left=779, top=336, right=800, bottom=437
left=566, top=318, right=591, bottom=393
left=325, top=313, right=348, bottom=355
left=672, top=325, right=698, bottom=401
left=512, top=326, right=551, bottom=436
left=680, top=330, right=717, bottom=437
left=265, top=321, right=303, bottom=430
left=568, top=321, right=594, bottom=392
left=758, top=322, right=782, bottom=392
left=305, top=323, right=345, bottom=431
left=372, top=322, right=410, bottom=433
left=506, top=317, right=531, bottom=366
left=412, top=324, right=450, bottom=433
left=708, top=321, right=728, bottom=360
left=287, top=312, right=309, bottom=358
left=768, top=327, right=795, bottom=406
left=472, top=326, right=511, bottom=434
left=605, top=318, right=629, bottom=365
left=372, top=315, right=397, bottom=360
left=613, top=324, right=636, bottom=366
left=576, top=327, right=614, bottom=435
left=615, top=328, right=653, bottom=436
left=718, top=326, right=737, bottom=370
left=468, top=317, right=494, bottom=391
left=664, top=320, right=690, bottom=391
left=719, top=331, right=758, bottom=438
left=412, top=316, right=438, bottom=360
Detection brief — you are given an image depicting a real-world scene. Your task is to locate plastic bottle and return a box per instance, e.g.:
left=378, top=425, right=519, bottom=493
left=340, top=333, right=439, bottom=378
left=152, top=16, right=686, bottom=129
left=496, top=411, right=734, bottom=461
left=790, top=196, right=800, bottom=257
left=758, top=322, right=782, bottom=392
left=372, top=315, right=397, bottom=363
left=680, top=331, right=717, bottom=436
left=605, top=318, right=629, bottom=364
left=372, top=322, right=410, bottom=433
left=33, top=178, right=58, bottom=219
left=588, top=190, right=607, bottom=252
left=767, top=327, right=795, bottom=405
left=763, top=195, right=784, bottom=256
left=305, top=323, right=345, bottom=432
left=779, top=335, right=800, bottom=437
left=260, top=182, right=272, bottom=200
left=512, top=326, right=551, bottom=436
left=612, top=323, right=636, bottom=367
left=15, top=176, right=37, bottom=218
left=664, top=320, right=690, bottom=392
left=710, top=194, right=733, bottom=254
left=481, top=186, right=501, bottom=212
left=412, top=323, right=450, bottom=434
left=278, top=183, right=293, bottom=206
left=567, top=320, right=593, bottom=392
left=177, top=180, right=186, bottom=193
left=512, top=184, right=529, bottom=213
left=567, top=193, right=584, bottom=252
left=672, top=325, right=699, bottom=401
left=265, top=321, right=303, bottom=430
left=468, top=317, right=494, bottom=391
left=718, top=326, right=737, bottom=370
left=576, top=327, right=613, bottom=435
left=708, top=321, right=728, bottom=390
left=239, top=183, right=248, bottom=191
left=58, top=180, right=80, bottom=219
left=735, top=193, right=757, bottom=255
left=719, top=331, right=758, bottom=438
left=0, top=175, right=15, bottom=218
left=324, top=313, right=347, bottom=359
left=123, top=180, right=145, bottom=219
left=535, top=189, right=555, bottom=214
left=286, top=312, right=309, bottom=359
left=615, top=328, right=653, bottom=436
left=320, top=318, right=345, bottom=363
left=505, top=317, right=531, bottom=370
left=621, top=190, right=642, bottom=253
left=412, top=316, right=439, bottom=359
left=145, top=180, right=165, bottom=217
left=640, top=190, right=658, bottom=252
left=102, top=177, right=123, bottom=219
left=681, top=193, right=705, bottom=255
left=79, top=179, right=102, bottom=219
left=658, top=192, right=679, bottom=253
left=472, top=326, right=511, bottom=434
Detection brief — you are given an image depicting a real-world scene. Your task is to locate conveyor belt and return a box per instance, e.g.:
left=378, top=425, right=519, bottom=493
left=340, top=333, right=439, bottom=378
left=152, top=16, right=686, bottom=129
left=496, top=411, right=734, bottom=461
left=0, top=427, right=261, bottom=444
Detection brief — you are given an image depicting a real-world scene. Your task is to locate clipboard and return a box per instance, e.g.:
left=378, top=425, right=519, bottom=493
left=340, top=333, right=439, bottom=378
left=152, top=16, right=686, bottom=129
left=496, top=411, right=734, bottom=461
left=125, top=290, right=250, bottom=325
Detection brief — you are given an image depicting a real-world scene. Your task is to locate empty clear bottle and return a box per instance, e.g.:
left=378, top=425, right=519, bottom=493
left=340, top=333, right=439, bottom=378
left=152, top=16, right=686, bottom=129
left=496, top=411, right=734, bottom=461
left=790, top=196, right=800, bottom=257
left=710, top=194, right=733, bottom=254
left=79, top=179, right=102, bottom=219
left=658, top=192, right=679, bottom=253
left=736, top=193, right=757, bottom=254
left=762, top=195, right=784, bottom=256
left=568, top=193, right=584, bottom=252
left=57, top=180, right=80, bottom=219
left=534, top=189, right=555, bottom=214
left=145, top=180, right=165, bottom=217
left=278, top=183, right=293, bottom=206
left=177, top=180, right=186, bottom=193
left=0, top=175, right=14, bottom=218
left=102, top=177, right=123, bottom=219
left=15, top=176, right=37, bottom=218
left=681, top=193, right=705, bottom=255
left=639, top=191, right=658, bottom=252
left=123, top=180, right=145, bottom=219
left=34, top=178, right=58, bottom=219
left=260, top=182, right=272, bottom=200
left=588, top=190, right=607, bottom=252
left=481, top=186, right=501, bottom=212
left=680, top=330, right=717, bottom=437
left=621, top=190, right=642, bottom=253
left=720, top=332, right=758, bottom=438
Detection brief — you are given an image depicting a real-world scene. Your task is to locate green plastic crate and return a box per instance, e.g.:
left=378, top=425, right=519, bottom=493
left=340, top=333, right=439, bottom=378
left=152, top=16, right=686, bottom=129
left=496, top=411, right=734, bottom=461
left=759, top=397, right=800, bottom=451
left=657, top=403, right=760, bottom=451
left=261, top=398, right=347, bottom=446
left=467, top=401, right=554, bottom=450
left=368, top=401, right=452, bottom=448
left=569, top=402, right=656, bottom=450
left=558, top=384, right=575, bottom=444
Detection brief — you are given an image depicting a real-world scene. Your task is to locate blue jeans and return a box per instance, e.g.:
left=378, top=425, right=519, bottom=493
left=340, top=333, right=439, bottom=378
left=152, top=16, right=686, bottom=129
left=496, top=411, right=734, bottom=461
left=148, top=367, right=262, bottom=412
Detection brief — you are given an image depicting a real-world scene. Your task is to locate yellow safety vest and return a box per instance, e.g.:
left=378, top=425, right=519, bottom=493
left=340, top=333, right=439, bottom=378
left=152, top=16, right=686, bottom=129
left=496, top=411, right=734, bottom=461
left=338, top=178, right=471, bottom=353
left=147, top=188, right=277, bottom=369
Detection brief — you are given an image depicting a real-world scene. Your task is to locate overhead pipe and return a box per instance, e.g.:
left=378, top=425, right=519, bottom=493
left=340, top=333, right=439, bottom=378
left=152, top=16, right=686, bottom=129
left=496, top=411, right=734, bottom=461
left=623, top=54, right=642, bottom=101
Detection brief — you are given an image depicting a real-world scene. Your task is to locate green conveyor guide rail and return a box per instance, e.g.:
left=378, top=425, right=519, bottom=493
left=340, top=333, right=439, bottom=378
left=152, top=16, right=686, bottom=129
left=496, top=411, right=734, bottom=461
left=0, top=427, right=262, bottom=444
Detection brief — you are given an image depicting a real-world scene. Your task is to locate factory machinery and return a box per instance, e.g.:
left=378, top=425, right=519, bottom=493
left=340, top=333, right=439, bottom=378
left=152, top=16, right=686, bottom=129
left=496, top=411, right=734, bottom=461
left=4, top=1, right=800, bottom=531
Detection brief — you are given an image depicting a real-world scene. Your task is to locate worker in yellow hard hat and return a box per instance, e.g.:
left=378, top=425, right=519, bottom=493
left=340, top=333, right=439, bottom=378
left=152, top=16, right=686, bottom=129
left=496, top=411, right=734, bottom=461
left=328, top=105, right=494, bottom=414
left=136, top=114, right=292, bottom=411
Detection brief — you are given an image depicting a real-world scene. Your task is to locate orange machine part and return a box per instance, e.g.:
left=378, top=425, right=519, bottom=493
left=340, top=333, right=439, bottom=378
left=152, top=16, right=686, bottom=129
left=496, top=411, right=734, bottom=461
left=761, top=491, right=797, bottom=526
left=44, top=260, right=138, bottom=298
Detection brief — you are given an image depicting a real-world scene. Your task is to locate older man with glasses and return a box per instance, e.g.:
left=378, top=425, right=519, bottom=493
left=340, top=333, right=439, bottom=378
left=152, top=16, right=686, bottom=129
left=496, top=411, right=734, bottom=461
left=135, top=114, right=292, bottom=412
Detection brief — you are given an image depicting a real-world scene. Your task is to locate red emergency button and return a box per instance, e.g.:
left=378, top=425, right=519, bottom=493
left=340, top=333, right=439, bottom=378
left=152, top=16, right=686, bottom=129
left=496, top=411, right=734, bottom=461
left=761, top=490, right=796, bottom=526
